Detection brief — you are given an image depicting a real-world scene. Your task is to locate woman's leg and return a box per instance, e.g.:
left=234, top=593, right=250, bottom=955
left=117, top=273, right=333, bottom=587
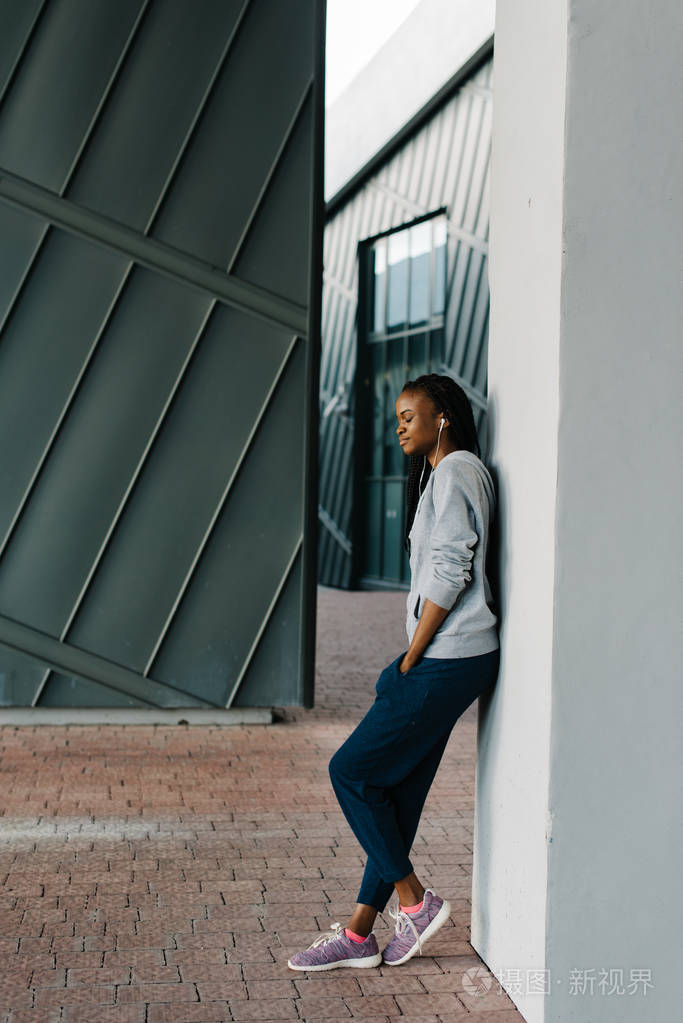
left=354, top=726, right=452, bottom=914
left=329, top=648, right=499, bottom=929
left=344, top=730, right=451, bottom=935
left=328, top=655, right=433, bottom=894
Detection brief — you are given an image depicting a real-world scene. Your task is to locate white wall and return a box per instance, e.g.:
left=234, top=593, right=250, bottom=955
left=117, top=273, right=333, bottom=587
left=548, top=0, right=682, bottom=1018
left=471, top=2, right=567, bottom=1019
left=324, top=0, right=495, bottom=200
left=478, top=1, right=683, bottom=1021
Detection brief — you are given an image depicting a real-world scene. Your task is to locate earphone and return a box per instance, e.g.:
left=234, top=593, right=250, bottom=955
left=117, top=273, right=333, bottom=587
left=419, top=417, right=447, bottom=493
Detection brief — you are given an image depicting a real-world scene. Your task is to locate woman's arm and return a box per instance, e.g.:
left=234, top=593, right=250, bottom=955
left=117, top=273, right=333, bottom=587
left=400, top=465, right=480, bottom=674
left=399, top=598, right=451, bottom=673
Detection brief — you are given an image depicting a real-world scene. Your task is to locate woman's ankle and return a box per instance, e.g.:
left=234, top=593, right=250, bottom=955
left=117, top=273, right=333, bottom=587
left=393, top=873, right=426, bottom=909
left=346, top=903, right=377, bottom=938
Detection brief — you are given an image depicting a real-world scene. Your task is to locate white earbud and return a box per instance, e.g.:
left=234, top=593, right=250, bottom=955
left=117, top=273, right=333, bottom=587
left=420, top=417, right=447, bottom=493
left=435, top=417, right=445, bottom=465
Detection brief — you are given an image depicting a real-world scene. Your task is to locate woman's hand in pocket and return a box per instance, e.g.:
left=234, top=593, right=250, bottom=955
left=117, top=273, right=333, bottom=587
left=399, top=652, right=421, bottom=675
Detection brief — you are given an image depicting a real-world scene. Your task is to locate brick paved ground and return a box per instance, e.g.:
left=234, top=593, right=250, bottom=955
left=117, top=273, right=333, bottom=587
left=0, top=586, right=522, bottom=1022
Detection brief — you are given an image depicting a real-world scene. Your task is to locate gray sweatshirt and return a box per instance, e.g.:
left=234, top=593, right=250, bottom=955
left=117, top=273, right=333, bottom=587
left=406, top=449, right=499, bottom=658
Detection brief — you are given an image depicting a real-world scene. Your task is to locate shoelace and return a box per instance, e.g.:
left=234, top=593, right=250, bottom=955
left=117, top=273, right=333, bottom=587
left=307, top=921, right=345, bottom=949
left=388, top=904, right=424, bottom=955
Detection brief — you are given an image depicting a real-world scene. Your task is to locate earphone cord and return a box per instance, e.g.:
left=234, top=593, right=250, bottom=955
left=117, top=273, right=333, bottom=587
left=419, top=418, right=445, bottom=493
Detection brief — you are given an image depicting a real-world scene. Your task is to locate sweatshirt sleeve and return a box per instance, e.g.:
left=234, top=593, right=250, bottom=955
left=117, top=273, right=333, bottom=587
left=421, top=465, right=479, bottom=611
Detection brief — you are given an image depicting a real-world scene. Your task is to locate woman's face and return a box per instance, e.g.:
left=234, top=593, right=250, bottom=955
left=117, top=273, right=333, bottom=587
left=395, top=390, right=443, bottom=458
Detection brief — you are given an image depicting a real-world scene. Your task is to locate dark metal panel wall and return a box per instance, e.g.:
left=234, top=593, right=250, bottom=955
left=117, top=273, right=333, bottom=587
left=319, top=56, right=493, bottom=588
left=0, top=0, right=325, bottom=709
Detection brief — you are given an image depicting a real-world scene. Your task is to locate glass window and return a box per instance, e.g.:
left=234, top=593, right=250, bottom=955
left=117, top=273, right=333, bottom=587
left=370, top=342, right=384, bottom=476
left=368, top=213, right=447, bottom=335
left=433, top=217, right=447, bottom=316
left=407, top=333, right=427, bottom=378
left=360, top=212, right=448, bottom=586
left=409, top=219, right=431, bottom=326
left=386, top=228, right=409, bottom=332
left=428, top=327, right=444, bottom=369
left=385, top=339, right=406, bottom=477
left=372, top=242, right=386, bottom=334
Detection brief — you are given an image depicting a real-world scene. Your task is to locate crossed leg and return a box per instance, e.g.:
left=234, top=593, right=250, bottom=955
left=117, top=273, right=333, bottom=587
left=356, top=725, right=452, bottom=912
left=329, top=720, right=453, bottom=937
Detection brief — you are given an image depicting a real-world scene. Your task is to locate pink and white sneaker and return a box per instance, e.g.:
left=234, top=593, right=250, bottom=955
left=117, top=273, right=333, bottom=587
left=287, top=921, right=382, bottom=971
left=382, top=888, right=452, bottom=965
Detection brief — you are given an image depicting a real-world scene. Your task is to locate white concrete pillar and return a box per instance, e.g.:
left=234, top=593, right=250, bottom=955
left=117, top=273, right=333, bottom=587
left=474, top=2, right=682, bottom=1020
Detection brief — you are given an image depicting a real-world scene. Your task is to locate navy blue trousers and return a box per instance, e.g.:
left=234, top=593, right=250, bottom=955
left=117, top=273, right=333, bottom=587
left=328, top=646, right=500, bottom=913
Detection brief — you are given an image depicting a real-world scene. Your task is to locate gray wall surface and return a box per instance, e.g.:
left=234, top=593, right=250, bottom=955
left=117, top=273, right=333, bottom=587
left=0, top=0, right=325, bottom=711
left=477, top=0, right=682, bottom=1020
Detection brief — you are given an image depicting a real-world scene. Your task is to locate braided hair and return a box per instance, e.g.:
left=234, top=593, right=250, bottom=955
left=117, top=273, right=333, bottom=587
left=403, top=373, right=481, bottom=555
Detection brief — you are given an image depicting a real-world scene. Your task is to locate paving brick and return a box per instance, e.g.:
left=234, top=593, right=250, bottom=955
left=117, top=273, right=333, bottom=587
left=66, top=965, right=132, bottom=986
left=147, top=1004, right=231, bottom=1023
left=61, top=1006, right=146, bottom=1023
left=0, top=989, right=33, bottom=1012
left=295, top=994, right=352, bottom=1017
left=344, top=993, right=399, bottom=1015
left=0, top=966, right=31, bottom=990
left=129, top=964, right=181, bottom=984
left=307, top=1019, right=389, bottom=1023
left=440, top=1013, right=531, bottom=1022
left=356, top=974, right=424, bottom=996
left=116, top=983, right=198, bottom=1004
left=177, top=962, right=242, bottom=984
left=5, top=1011, right=62, bottom=1023
left=166, top=948, right=230, bottom=967
left=34, top=985, right=116, bottom=1008
left=292, top=975, right=363, bottom=997
left=242, top=978, right=299, bottom=999
left=173, top=932, right=236, bottom=952
left=195, top=979, right=248, bottom=1001
left=394, top=991, right=466, bottom=1014
left=386, top=1016, right=442, bottom=1023
left=455, top=984, right=519, bottom=1013
left=103, top=948, right=165, bottom=968
left=27, top=965, right=65, bottom=990
left=238, top=961, right=284, bottom=982
left=228, top=996, right=298, bottom=1020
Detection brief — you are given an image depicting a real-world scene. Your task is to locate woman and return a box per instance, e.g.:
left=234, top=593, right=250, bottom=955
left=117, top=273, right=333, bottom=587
left=288, top=373, right=500, bottom=972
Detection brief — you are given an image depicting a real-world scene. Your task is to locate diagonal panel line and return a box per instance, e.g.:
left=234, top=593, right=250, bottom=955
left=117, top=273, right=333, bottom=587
left=225, top=534, right=303, bottom=708
left=227, top=78, right=313, bottom=274
left=0, top=0, right=153, bottom=341
left=318, top=506, right=352, bottom=555
left=0, top=266, right=134, bottom=564
left=144, top=0, right=253, bottom=240
left=143, top=332, right=301, bottom=678
left=0, top=0, right=50, bottom=111
left=437, top=362, right=487, bottom=411
left=368, top=178, right=489, bottom=255
left=322, top=269, right=357, bottom=303
left=0, top=169, right=308, bottom=336
left=0, top=612, right=216, bottom=708
left=29, top=300, right=218, bottom=707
